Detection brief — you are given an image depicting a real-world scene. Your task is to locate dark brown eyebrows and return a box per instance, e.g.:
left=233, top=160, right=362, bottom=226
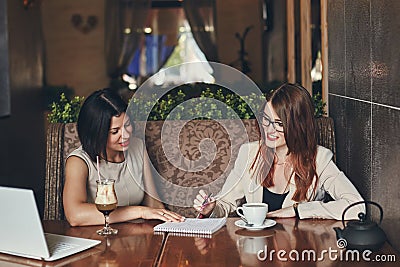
left=261, top=113, right=282, bottom=122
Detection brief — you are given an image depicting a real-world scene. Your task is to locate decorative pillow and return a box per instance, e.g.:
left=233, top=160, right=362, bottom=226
left=63, top=122, right=81, bottom=163
left=144, top=119, right=259, bottom=217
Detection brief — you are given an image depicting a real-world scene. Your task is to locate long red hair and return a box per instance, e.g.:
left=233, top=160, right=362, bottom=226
left=251, top=83, right=318, bottom=201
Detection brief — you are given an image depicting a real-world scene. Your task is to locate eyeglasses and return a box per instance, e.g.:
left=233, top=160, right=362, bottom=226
left=259, top=113, right=284, bottom=133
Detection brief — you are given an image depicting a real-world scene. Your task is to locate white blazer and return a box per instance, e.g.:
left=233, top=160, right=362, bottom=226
left=213, top=141, right=364, bottom=220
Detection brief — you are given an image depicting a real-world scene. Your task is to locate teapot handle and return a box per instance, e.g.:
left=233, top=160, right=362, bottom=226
left=341, top=200, right=383, bottom=228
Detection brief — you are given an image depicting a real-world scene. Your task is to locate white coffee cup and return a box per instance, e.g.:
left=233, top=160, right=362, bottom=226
left=236, top=203, right=268, bottom=226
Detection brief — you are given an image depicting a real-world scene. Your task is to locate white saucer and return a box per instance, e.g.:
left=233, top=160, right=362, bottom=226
left=234, top=219, right=276, bottom=231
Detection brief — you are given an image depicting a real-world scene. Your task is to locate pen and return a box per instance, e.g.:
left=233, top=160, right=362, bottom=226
left=196, top=193, right=213, bottom=219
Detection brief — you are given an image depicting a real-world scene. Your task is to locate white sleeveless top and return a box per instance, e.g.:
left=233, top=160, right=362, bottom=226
left=67, top=137, right=145, bottom=206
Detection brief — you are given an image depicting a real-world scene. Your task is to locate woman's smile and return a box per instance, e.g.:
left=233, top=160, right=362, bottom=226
left=119, top=139, right=130, bottom=147
left=266, top=131, right=279, bottom=142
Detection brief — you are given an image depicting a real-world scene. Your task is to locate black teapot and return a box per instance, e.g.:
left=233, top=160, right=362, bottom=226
left=333, top=201, right=386, bottom=251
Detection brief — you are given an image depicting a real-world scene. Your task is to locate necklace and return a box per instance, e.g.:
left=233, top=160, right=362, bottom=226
left=275, top=154, right=287, bottom=166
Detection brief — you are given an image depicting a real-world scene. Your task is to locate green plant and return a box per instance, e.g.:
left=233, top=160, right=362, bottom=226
left=130, top=87, right=265, bottom=121
left=47, top=93, right=84, bottom=123
left=312, top=92, right=327, bottom=118
left=42, top=85, right=74, bottom=110
left=51, top=84, right=327, bottom=123
left=131, top=85, right=327, bottom=121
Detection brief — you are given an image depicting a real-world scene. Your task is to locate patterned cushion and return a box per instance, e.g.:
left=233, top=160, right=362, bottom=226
left=143, top=119, right=259, bottom=217
left=44, top=123, right=81, bottom=220
left=63, top=123, right=81, bottom=162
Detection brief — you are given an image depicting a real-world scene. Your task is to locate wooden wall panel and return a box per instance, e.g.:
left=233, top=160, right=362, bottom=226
left=300, top=0, right=312, bottom=93
left=286, top=0, right=295, bottom=83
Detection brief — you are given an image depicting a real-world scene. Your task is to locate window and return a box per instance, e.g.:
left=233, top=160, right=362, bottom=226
left=123, top=5, right=214, bottom=89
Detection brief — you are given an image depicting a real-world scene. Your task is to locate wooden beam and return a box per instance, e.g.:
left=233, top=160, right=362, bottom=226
left=286, top=0, right=295, bottom=83
left=320, top=0, right=329, bottom=115
left=300, top=0, right=312, bottom=93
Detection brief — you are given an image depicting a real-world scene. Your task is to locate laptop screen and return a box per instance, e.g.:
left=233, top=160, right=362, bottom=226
left=0, top=186, right=52, bottom=259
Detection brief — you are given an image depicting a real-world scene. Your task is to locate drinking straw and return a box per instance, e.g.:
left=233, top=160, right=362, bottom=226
left=96, top=156, right=101, bottom=182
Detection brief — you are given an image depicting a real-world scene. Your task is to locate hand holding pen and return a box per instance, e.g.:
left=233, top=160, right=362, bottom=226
left=194, top=190, right=216, bottom=218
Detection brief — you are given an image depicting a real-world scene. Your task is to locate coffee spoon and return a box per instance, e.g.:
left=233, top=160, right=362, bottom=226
left=241, top=217, right=253, bottom=227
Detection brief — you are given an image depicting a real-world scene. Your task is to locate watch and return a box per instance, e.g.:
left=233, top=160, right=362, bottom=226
left=293, top=203, right=300, bottom=219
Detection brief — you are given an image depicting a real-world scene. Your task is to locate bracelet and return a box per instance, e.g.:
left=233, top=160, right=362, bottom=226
left=293, top=203, right=300, bottom=219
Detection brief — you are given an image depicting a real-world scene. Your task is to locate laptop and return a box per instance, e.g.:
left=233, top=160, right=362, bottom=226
left=0, top=186, right=101, bottom=261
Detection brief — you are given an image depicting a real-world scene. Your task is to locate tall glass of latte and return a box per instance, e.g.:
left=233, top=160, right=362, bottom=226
left=95, top=179, right=118, bottom=235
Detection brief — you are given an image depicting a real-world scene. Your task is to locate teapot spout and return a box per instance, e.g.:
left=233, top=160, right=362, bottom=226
left=333, top=227, right=343, bottom=240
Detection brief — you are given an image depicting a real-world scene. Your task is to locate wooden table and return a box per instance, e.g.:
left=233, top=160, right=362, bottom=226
left=0, top=218, right=398, bottom=266
left=159, top=218, right=399, bottom=267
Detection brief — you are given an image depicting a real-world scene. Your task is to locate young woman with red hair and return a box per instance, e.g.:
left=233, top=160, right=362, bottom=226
left=194, top=83, right=364, bottom=220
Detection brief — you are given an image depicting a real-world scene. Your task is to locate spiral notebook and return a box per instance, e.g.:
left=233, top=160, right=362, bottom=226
left=154, top=231, right=214, bottom=238
left=153, top=218, right=226, bottom=236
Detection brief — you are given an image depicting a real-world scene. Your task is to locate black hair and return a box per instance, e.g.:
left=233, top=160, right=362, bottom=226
left=77, top=88, right=128, bottom=162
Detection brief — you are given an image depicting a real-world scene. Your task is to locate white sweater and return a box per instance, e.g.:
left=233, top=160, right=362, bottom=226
left=213, top=141, right=365, bottom=220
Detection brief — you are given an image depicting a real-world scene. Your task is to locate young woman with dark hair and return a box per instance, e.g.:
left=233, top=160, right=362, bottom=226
left=194, top=83, right=364, bottom=220
left=64, top=88, right=184, bottom=226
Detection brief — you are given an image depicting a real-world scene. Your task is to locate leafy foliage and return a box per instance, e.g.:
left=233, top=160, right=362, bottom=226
left=130, top=87, right=265, bottom=121
left=43, top=85, right=74, bottom=110
left=47, top=84, right=327, bottom=124
left=312, top=92, right=327, bottom=118
left=47, top=93, right=84, bottom=123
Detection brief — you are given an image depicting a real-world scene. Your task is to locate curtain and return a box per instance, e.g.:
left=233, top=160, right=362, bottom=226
left=183, top=0, right=218, bottom=62
left=105, top=0, right=151, bottom=79
left=127, top=34, right=175, bottom=77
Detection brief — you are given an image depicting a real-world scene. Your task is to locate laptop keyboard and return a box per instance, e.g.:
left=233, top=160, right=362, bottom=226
left=46, top=234, right=79, bottom=255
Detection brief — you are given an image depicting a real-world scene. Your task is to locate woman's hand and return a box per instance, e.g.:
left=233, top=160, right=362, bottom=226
left=266, top=206, right=296, bottom=218
left=140, top=207, right=185, bottom=222
left=193, top=190, right=216, bottom=217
